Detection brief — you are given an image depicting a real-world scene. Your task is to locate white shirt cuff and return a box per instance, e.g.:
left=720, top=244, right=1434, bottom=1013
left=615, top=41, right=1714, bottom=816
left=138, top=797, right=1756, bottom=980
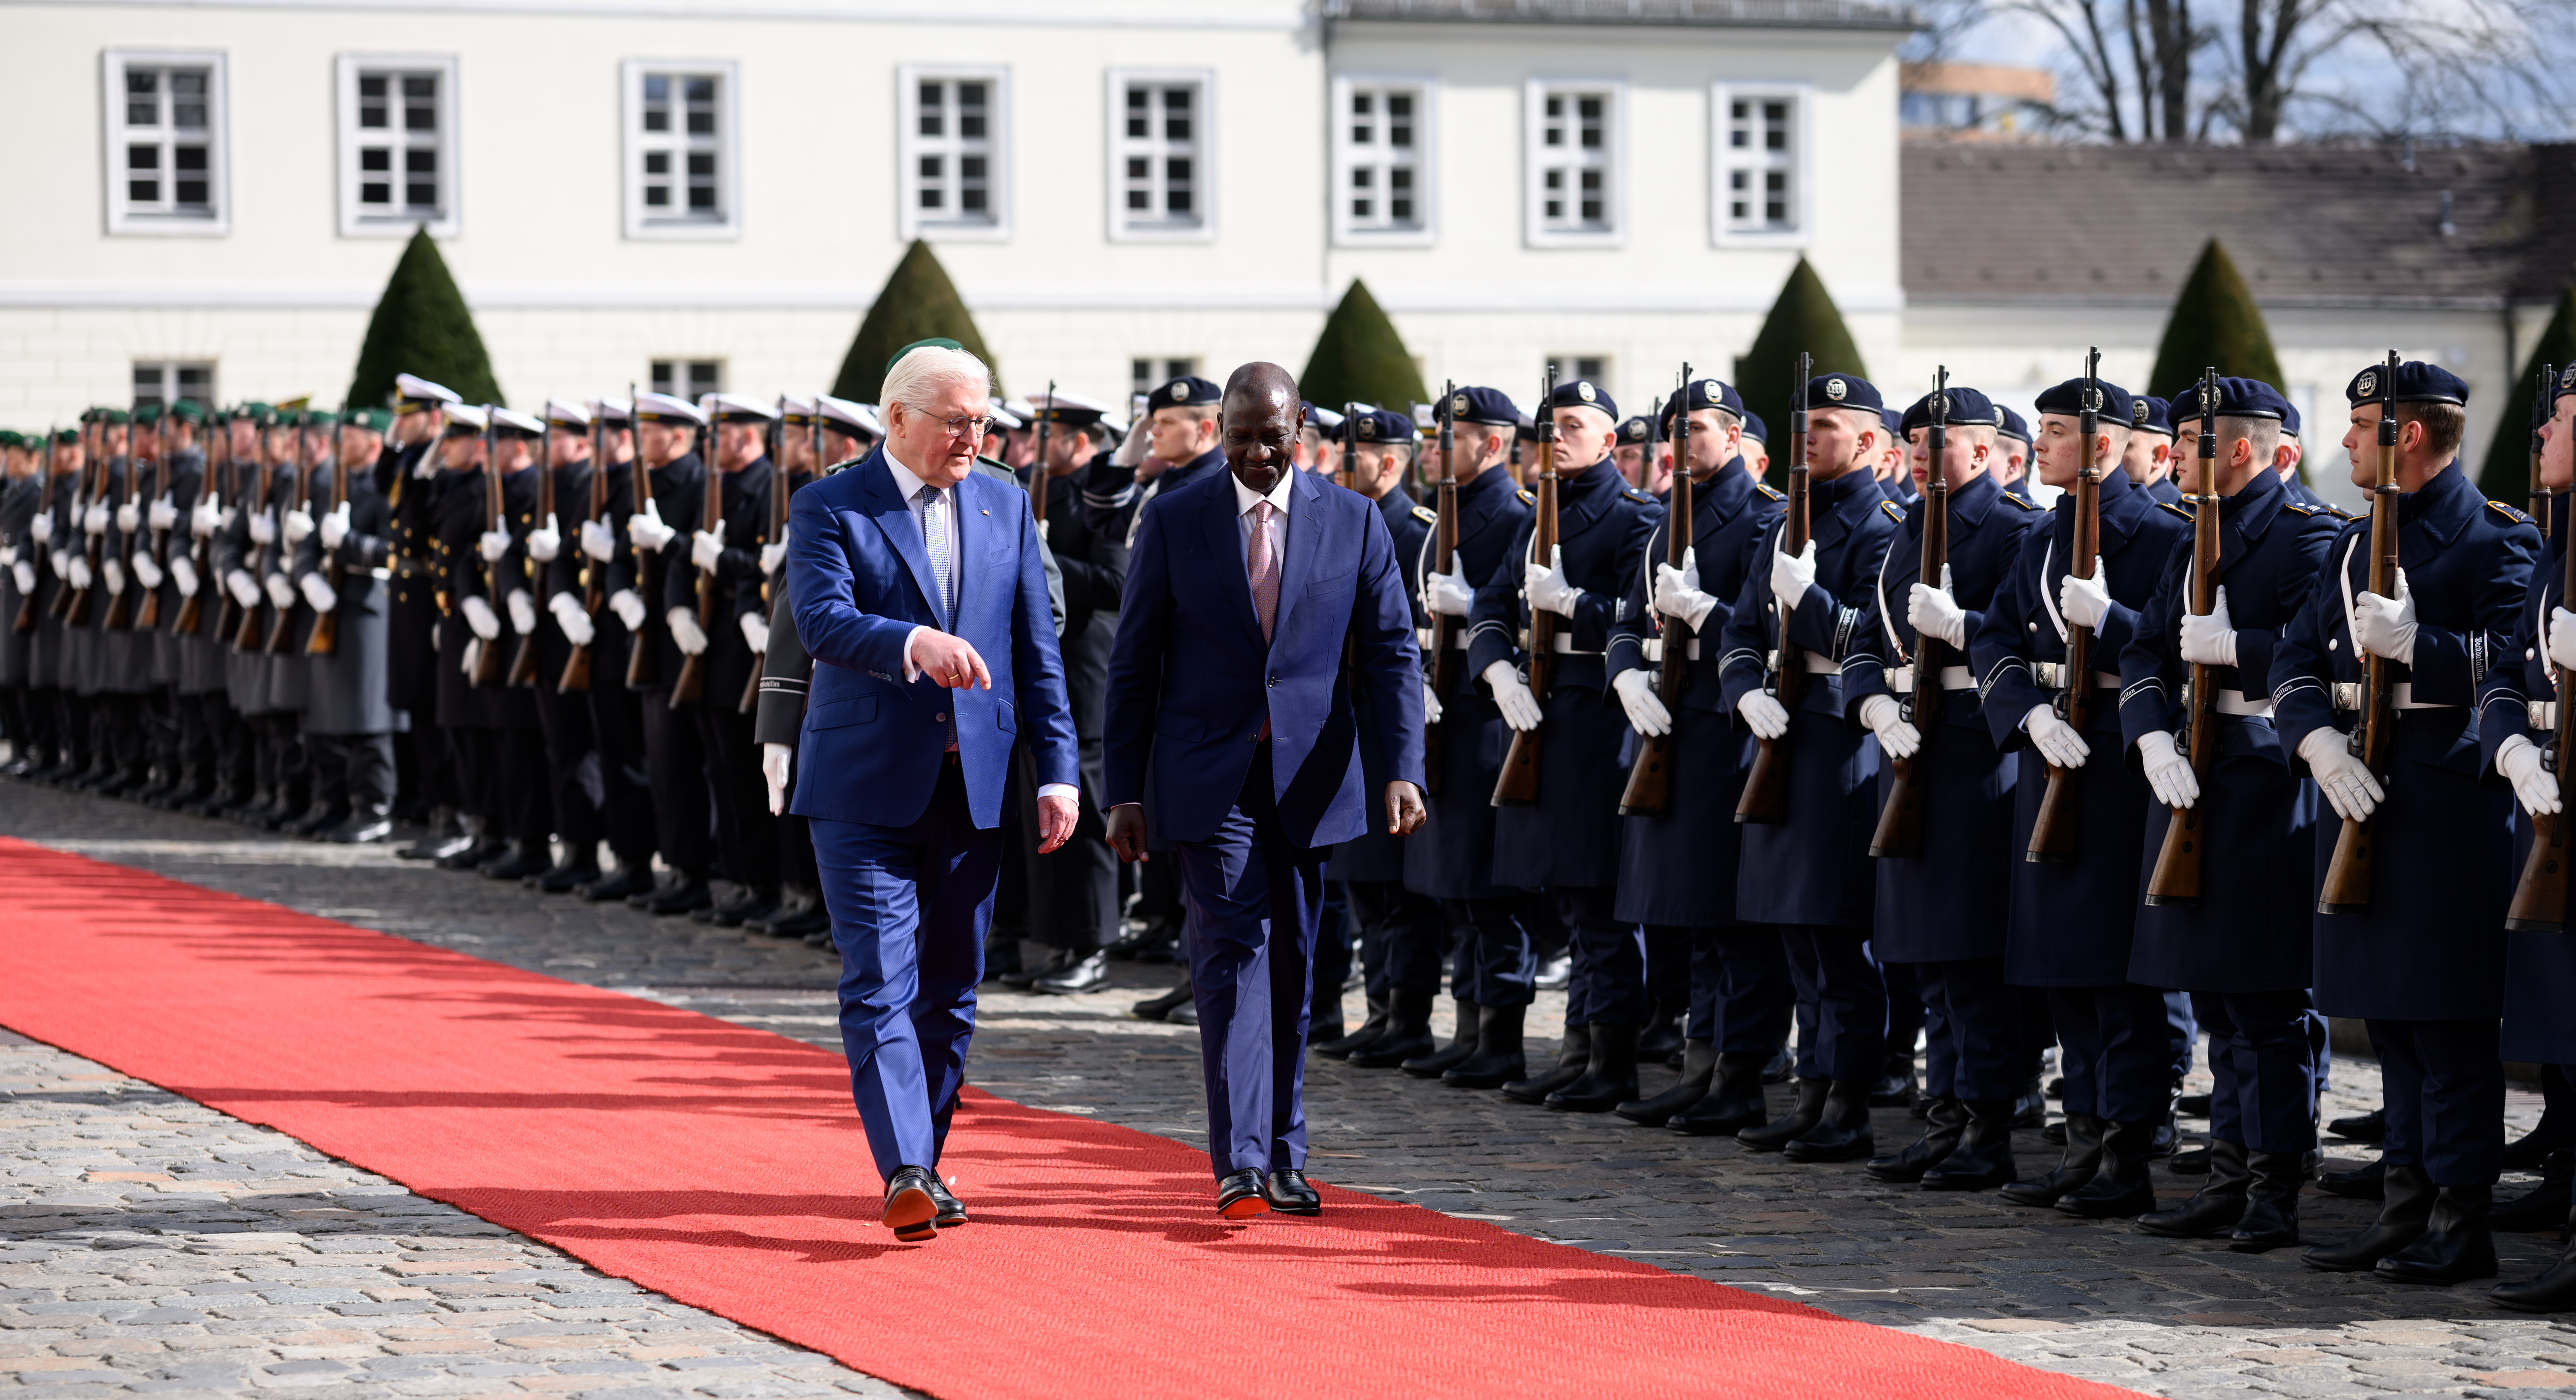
left=1035, top=783, right=1079, bottom=802
left=901, top=624, right=931, bottom=682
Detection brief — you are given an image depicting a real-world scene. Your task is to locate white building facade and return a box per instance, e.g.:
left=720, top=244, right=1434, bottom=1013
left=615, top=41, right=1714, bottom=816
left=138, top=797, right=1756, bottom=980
left=2, top=0, right=1912, bottom=422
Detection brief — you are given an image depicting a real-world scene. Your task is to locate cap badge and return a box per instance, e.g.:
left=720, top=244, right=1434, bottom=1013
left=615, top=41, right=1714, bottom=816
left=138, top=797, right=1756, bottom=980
left=1825, top=378, right=1847, bottom=401
left=2133, top=401, right=2149, bottom=424
left=1451, top=395, right=1468, bottom=416
left=2357, top=371, right=2378, bottom=398
left=1357, top=417, right=1376, bottom=440
left=1576, top=382, right=1596, bottom=404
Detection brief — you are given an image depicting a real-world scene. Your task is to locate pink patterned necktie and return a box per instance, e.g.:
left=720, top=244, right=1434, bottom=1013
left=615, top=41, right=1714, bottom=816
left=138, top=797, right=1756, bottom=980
left=1248, top=500, right=1280, bottom=642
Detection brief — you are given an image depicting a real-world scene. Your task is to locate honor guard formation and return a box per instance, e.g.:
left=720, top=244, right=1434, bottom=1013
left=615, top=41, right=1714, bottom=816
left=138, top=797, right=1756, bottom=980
left=11, top=344, right=2576, bottom=1302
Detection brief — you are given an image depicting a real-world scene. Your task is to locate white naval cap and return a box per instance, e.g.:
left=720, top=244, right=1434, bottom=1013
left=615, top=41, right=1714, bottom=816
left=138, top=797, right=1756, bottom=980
left=780, top=394, right=818, bottom=423
left=987, top=398, right=1025, bottom=431
left=395, top=374, right=463, bottom=410
left=700, top=392, right=778, bottom=423
left=489, top=407, right=545, bottom=438
left=589, top=397, right=632, bottom=424
left=633, top=392, right=708, bottom=426
left=440, top=402, right=488, bottom=433
left=542, top=399, right=592, bottom=430
left=817, top=395, right=882, bottom=438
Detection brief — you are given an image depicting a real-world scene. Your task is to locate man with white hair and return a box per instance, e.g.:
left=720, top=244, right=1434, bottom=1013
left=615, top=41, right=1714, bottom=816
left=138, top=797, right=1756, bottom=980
left=786, top=340, right=1080, bottom=1241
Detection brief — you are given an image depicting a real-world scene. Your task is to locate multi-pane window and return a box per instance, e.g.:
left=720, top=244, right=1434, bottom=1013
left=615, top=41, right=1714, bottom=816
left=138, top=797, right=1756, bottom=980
left=133, top=363, right=216, bottom=412
left=1335, top=79, right=1429, bottom=242
left=1110, top=73, right=1209, bottom=238
left=336, top=55, right=457, bottom=236
left=1131, top=359, right=1198, bottom=398
left=103, top=52, right=227, bottom=235
left=1716, top=87, right=1804, bottom=241
left=651, top=361, right=724, bottom=402
left=1527, top=83, right=1619, bottom=244
left=1552, top=357, right=1610, bottom=388
left=900, top=68, right=1008, bottom=239
left=626, top=64, right=735, bottom=236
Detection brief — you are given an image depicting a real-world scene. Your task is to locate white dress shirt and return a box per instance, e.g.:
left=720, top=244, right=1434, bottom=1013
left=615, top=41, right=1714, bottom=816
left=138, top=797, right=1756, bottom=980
left=1232, top=470, right=1295, bottom=563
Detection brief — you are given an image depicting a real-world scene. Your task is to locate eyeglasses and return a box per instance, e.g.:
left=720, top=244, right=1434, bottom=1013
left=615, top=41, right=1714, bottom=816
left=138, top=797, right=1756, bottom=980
left=937, top=414, right=993, bottom=439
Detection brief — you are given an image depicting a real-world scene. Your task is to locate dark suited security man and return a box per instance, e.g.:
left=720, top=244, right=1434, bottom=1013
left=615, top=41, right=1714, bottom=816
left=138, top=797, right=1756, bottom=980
left=1104, top=362, right=1427, bottom=1222
left=787, top=342, right=1080, bottom=1243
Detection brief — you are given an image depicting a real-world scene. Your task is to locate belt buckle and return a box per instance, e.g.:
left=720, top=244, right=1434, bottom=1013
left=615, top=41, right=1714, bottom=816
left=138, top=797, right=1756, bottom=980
left=1889, top=665, right=1915, bottom=693
left=2032, top=661, right=2063, bottom=689
left=2332, top=682, right=2361, bottom=711
left=2534, top=700, right=2559, bottom=730
left=1518, top=628, right=1532, bottom=651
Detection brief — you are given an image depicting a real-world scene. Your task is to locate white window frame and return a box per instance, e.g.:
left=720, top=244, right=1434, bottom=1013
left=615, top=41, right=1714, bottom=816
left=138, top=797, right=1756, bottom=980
left=898, top=65, right=1010, bottom=242
left=101, top=50, right=230, bottom=237
left=620, top=59, right=740, bottom=240
left=1523, top=79, right=1624, bottom=249
left=334, top=53, right=460, bottom=238
left=649, top=359, right=726, bottom=401
left=132, top=361, right=218, bottom=411
left=1106, top=67, right=1214, bottom=244
left=1712, top=83, right=1810, bottom=247
left=1331, top=72, right=1435, bottom=248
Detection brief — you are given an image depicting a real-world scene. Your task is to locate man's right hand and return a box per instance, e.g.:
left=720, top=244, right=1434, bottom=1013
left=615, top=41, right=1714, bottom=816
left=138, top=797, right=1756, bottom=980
left=1105, top=803, right=1149, bottom=863
left=1484, top=660, right=1541, bottom=732
left=910, top=629, right=992, bottom=689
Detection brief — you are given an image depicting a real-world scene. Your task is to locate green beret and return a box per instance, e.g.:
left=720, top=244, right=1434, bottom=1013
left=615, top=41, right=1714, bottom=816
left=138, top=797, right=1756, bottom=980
left=168, top=399, right=208, bottom=425
left=53, top=428, right=79, bottom=445
left=0, top=431, right=21, bottom=449
left=885, top=337, right=965, bottom=374
left=91, top=407, right=131, bottom=425
left=132, top=403, right=163, bottom=426
left=345, top=406, right=394, bottom=432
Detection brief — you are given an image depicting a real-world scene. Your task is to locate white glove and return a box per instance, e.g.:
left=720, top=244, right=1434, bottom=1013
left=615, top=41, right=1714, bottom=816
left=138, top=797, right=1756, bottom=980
left=1908, top=565, right=1967, bottom=649
left=1859, top=692, right=1918, bottom=760
left=1655, top=549, right=1719, bottom=631
left=29, top=512, right=51, bottom=544
left=299, top=572, right=338, bottom=613
left=225, top=568, right=259, bottom=608
left=1523, top=546, right=1581, bottom=619
left=549, top=591, right=595, bottom=648
left=116, top=501, right=141, bottom=534
left=1769, top=539, right=1818, bottom=613
left=506, top=589, right=538, bottom=636
left=477, top=528, right=512, bottom=564
left=460, top=593, right=501, bottom=642
left=1424, top=565, right=1476, bottom=618
left=413, top=452, right=438, bottom=480
left=2179, top=585, right=2239, bottom=667
left=1736, top=689, right=1789, bottom=741
left=741, top=611, right=769, bottom=653
left=609, top=588, right=646, bottom=632
left=130, top=552, right=163, bottom=592
left=247, top=509, right=274, bottom=545
left=2550, top=607, right=2576, bottom=673
left=10, top=561, right=32, bottom=595
left=667, top=607, right=709, bottom=656
left=2137, top=729, right=2199, bottom=809
left=218, top=506, right=236, bottom=532
left=263, top=572, right=293, bottom=609
left=2025, top=703, right=2091, bottom=769
left=1422, top=679, right=1443, bottom=725
left=148, top=496, right=177, bottom=532
left=0, top=546, right=12, bottom=568
left=283, top=507, right=314, bottom=544
left=1484, top=659, right=1542, bottom=732
left=691, top=528, right=726, bottom=572
left=103, top=558, right=126, bottom=596
left=525, top=513, right=561, bottom=563
left=2058, top=557, right=2111, bottom=629
left=190, top=494, right=221, bottom=537
left=2499, top=732, right=2561, bottom=818
left=2299, top=726, right=2384, bottom=823
left=2352, top=568, right=2417, bottom=666
left=66, top=556, right=92, bottom=591
left=760, top=538, right=789, bottom=577
left=1613, top=666, right=1671, bottom=738
left=320, top=501, right=350, bottom=551
left=763, top=742, right=793, bottom=817
left=1113, top=420, right=1152, bottom=468
left=84, top=502, right=109, bottom=535
left=170, top=557, right=198, bottom=598
left=628, top=500, right=676, bottom=553
left=581, top=518, right=617, bottom=562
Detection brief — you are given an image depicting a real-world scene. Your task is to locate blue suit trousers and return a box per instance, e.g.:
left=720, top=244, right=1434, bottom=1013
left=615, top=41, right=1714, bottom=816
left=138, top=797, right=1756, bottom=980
left=812, top=759, right=1001, bottom=1185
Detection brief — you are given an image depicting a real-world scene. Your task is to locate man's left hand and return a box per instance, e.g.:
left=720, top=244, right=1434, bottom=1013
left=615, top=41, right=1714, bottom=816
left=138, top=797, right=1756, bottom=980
left=1037, top=793, right=1079, bottom=854
left=1384, top=780, right=1425, bottom=837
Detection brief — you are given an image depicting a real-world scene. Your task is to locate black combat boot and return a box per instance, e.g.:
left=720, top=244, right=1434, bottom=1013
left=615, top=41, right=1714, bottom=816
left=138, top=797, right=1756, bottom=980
left=576, top=862, right=655, bottom=902
left=1866, top=1098, right=1965, bottom=1183
left=2318, top=1156, right=2386, bottom=1200
left=1783, top=1079, right=1876, bottom=1162
left=1670, top=1052, right=1768, bottom=1136
left=2230, top=1149, right=2307, bottom=1252
left=1313, top=993, right=1391, bottom=1059
left=1545, top=1023, right=1641, bottom=1113
left=2376, top=1184, right=2498, bottom=1284
left=2493, top=1149, right=2573, bottom=1232
left=2059, top=1117, right=2160, bottom=1218
left=478, top=840, right=553, bottom=882
left=2504, top=1067, right=2571, bottom=1170
left=1499, top=1023, right=1589, bottom=1104
left=1349, top=988, right=1438, bottom=1069
left=1636, top=1000, right=1686, bottom=1068
left=1616, top=1042, right=1717, bottom=1126
left=2304, top=1163, right=2434, bottom=1271
left=2492, top=1199, right=2576, bottom=1311
left=1922, top=1100, right=2019, bottom=1191
left=1737, top=1078, right=1829, bottom=1152
left=1444, top=1003, right=1528, bottom=1090
left=1869, top=1050, right=1919, bottom=1110
left=1400, top=997, right=1482, bottom=1078
left=2138, top=1138, right=2250, bottom=1237
left=2000, top=1114, right=2104, bottom=1207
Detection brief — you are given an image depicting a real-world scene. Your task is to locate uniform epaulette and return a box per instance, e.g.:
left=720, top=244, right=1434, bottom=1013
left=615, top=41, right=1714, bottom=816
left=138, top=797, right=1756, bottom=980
left=2490, top=500, right=2537, bottom=526
left=2002, top=492, right=2041, bottom=510
left=1879, top=500, right=1904, bottom=521
left=1624, top=488, right=1657, bottom=505
left=1517, top=488, right=1535, bottom=504
left=1755, top=483, right=1785, bottom=500
left=2283, top=501, right=2322, bottom=516
left=2159, top=501, right=2193, bottom=521
left=1410, top=504, right=1438, bottom=526
left=2331, top=506, right=2361, bottom=521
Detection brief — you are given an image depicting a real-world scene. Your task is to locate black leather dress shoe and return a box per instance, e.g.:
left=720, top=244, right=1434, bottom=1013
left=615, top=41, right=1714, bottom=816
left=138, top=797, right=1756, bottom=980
left=927, top=1177, right=967, bottom=1229
left=529, top=863, right=598, bottom=894
left=577, top=865, right=655, bottom=902
left=1132, top=983, right=1194, bottom=1022
left=1263, top=1169, right=1321, bottom=1216
left=882, top=1167, right=939, bottom=1242
left=1216, top=1169, right=1269, bottom=1222
left=1035, top=951, right=1111, bottom=995
left=644, top=880, right=714, bottom=917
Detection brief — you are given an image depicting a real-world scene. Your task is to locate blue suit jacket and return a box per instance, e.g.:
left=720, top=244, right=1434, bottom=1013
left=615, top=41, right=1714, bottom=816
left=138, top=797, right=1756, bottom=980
left=785, top=447, right=1078, bottom=830
left=1104, top=466, right=1425, bottom=849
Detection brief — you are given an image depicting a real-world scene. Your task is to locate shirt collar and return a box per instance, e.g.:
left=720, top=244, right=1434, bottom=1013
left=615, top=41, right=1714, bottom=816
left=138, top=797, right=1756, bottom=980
left=1233, top=470, right=1295, bottom=518
left=885, top=447, right=940, bottom=504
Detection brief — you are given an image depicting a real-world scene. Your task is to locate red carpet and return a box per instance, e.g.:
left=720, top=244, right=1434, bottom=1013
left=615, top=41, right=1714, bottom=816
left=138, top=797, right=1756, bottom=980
left=0, top=838, right=2137, bottom=1400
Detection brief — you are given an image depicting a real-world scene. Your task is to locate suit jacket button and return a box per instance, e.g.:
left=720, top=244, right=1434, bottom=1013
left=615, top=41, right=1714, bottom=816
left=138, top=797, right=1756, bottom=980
left=935, top=712, right=947, bottom=723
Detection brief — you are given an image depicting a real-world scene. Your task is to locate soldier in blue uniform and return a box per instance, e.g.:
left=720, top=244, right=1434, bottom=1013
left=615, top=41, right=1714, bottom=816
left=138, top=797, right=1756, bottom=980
left=376, top=377, right=465, bottom=852
left=1601, top=377, right=1788, bottom=1133
left=1083, top=375, right=1228, bottom=549
left=1845, top=385, right=2046, bottom=1188
left=2275, top=402, right=2333, bottom=512
left=515, top=401, right=605, bottom=888
left=2120, top=377, right=2340, bottom=1250
left=615, top=392, right=718, bottom=914
left=432, top=406, right=551, bottom=875
left=2126, top=396, right=2183, bottom=505
left=1997, top=407, right=2037, bottom=504
left=2486, top=361, right=2576, bottom=1312
left=1970, top=374, right=2192, bottom=1218
left=2274, top=360, right=2532, bottom=1285
left=562, top=398, right=664, bottom=902
left=1404, top=386, right=1539, bottom=1089
left=1468, top=377, right=1660, bottom=1112
left=1715, top=371, right=1901, bottom=1161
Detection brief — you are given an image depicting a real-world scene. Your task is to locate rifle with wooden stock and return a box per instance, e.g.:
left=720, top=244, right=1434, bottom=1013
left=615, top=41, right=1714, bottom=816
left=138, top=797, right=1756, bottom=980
left=1619, top=366, right=1696, bottom=818
left=2509, top=361, right=2575, bottom=930
left=174, top=419, right=215, bottom=637
left=2316, top=350, right=2403, bottom=912
left=1031, top=381, right=1054, bottom=530
left=2146, top=366, right=2224, bottom=904
left=135, top=428, right=170, bottom=631
left=102, top=423, right=141, bottom=634
left=62, top=423, right=107, bottom=628
left=737, top=398, right=786, bottom=714
left=305, top=405, right=350, bottom=658
left=13, top=427, right=54, bottom=636
left=669, top=417, right=719, bottom=708
left=506, top=416, right=549, bottom=687
left=1423, top=381, right=1460, bottom=799
left=470, top=407, right=506, bottom=687
left=559, top=411, right=605, bottom=694
left=230, top=420, right=277, bottom=652
left=624, top=385, right=661, bottom=691
left=1870, top=366, right=1952, bottom=856
left=1738, top=352, right=1813, bottom=825
left=2025, top=348, right=2105, bottom=861
left=262, top=412, right=308, bottom=655
left=1493, top=366, right=1559, bottom=807
left=206, top=417, right=242, bottom=643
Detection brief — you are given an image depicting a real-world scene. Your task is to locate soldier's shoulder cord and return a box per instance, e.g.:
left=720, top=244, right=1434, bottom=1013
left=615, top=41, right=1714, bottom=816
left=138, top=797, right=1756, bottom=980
left=2489, top=500, right=2538, bottom=526
left=1517, top=488, right=1535, bottom=505
left=2000, top=491, right=2040, bottom=511
left=1755, top=483, right=1786, bottom=501
left=2158, top=500, right=2194, bottom=521
left=1411, top=504, right=1438, bottom=526
left=1879, top=500, right=1904, bottom=522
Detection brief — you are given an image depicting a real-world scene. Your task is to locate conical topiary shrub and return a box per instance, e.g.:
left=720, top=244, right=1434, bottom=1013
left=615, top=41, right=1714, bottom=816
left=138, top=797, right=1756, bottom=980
left=2147, top=239, right=2285, bottom=400
left=2480, top=287, right=2576, bottom=504
left=1736, top=257, right=1867, bottom=490
left=1301, top=279, right=1428, bottom=414
left=346, top=227, right=500, bottom=409
left=833, top=240, right=1001, bottom=402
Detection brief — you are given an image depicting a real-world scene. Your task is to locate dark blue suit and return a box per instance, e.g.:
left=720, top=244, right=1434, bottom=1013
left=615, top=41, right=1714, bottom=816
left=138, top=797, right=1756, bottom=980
left=786, top=447, right=1078, bottom=1184
left=1105, top=466, right=1424, bottom=1176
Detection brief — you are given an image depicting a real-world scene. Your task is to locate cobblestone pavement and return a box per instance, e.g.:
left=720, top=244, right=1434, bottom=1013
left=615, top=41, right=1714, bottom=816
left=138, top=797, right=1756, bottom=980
left=6, top=778, right=2576, bottom=1399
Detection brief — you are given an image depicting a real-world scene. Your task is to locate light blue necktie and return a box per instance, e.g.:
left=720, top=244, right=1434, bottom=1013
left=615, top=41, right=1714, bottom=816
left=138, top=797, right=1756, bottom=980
left=920, top=484, right=955, bottom=629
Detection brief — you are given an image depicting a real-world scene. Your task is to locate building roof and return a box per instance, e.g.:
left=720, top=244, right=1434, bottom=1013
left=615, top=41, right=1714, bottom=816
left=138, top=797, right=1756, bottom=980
left=1903, top=141, right=2576, bottom=308
left=1331, top=0, right=1914, bottom=32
